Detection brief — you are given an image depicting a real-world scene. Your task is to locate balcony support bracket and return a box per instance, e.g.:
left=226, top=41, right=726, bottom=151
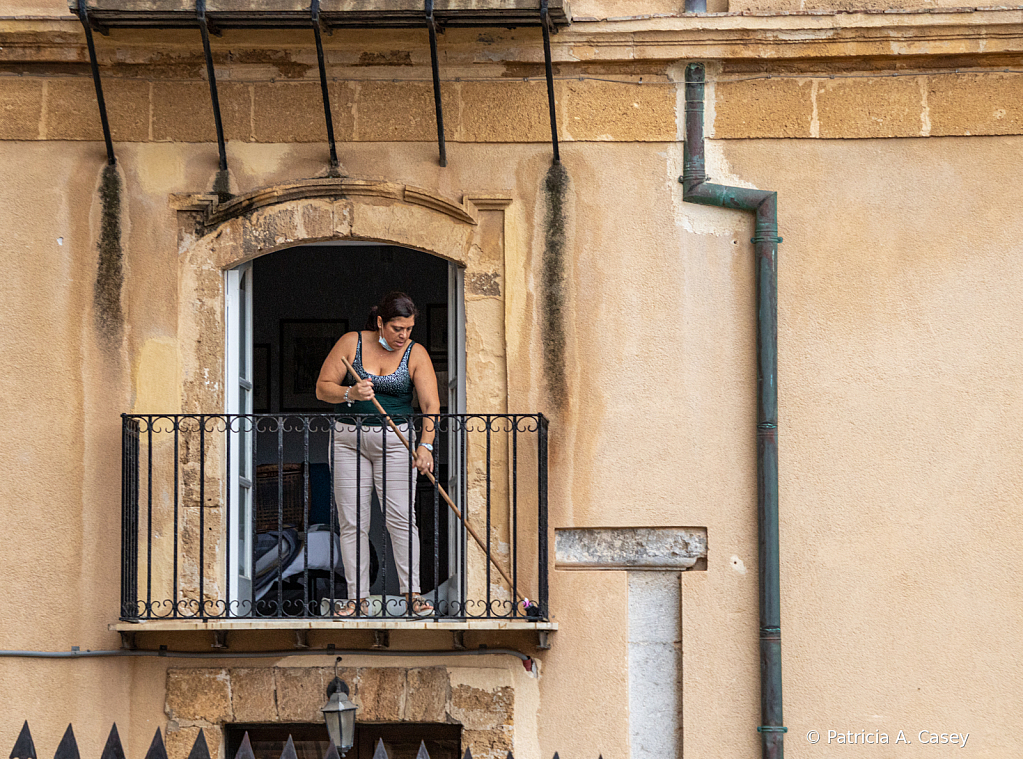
left=537, top=631, right=551, bottom=650
left=373, top=630, right=390, bottom=650
left=211, top=630, right=228, bottom=649
left=295, top=630, right=310, bottom=649
left=119, top=631, right=137, bottom=651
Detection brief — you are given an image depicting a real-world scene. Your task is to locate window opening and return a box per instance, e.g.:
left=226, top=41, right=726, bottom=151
left=225, top=723, right=462, bottom=759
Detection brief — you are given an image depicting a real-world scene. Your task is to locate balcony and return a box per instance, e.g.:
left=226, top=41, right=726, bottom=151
left=119, top=413, right=550, bottom=630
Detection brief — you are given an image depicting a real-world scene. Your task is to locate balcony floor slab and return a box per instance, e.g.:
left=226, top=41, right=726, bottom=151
left=111, top=619, right=557, bottom=632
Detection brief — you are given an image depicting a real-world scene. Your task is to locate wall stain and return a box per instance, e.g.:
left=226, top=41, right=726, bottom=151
left=94, top=163, right=124, bottom=348
left=540, top=162, right=569, bottom=411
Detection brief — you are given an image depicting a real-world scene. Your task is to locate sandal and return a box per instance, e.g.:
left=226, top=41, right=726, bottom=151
left=406, top=593, right=435, bottom=617
left=331, top=599, right=369, bottom=618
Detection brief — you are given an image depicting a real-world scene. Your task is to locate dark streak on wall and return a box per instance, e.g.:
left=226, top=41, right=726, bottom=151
left=540, top=162, right=569, bottom=411
left=94, top=164, right=124, bottom=348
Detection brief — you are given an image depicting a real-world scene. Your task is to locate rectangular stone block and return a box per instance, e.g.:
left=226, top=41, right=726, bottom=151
left=230, top=667, right=278, bottom=722
left=928, top=73, right=1023, bottom=137
left=153, top=81, right=250, bottom=142
left=404, top=667, right=449, bottom=723
left=462, top=728, right=512, bottom=759
left=355, top=80, right=456, bottom=142
left=449, top=684, right=513, bottom=730
left=275, top=666, right=331, bottom=722
left=818, top=77, right=921, bottom=138
left=0, top=79, right=43, bottom=140
left=714, top=78, right=813, bottom=139
left=563, top=79, right=675, bottom=142
left=356, top=667, right=407, bottom=721
left=46, top=77, right=150, bottom=142
left=167, top=727, right=222, bottom=759
left=253, top=82, right=328, bottom=143
left=460, top=81, right=549, bottom=143
left=166, top=668, right=232, bottom=723
left=555, top=527, right=707, bottom=570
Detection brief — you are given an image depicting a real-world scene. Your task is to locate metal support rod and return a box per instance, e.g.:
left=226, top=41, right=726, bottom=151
left=197, top=0, right=228, bottom=173
left=311, top=0, right=340, bottom=173
left=539, top=0, right=560, bottom=164
left=76, top=2, right=116, bottom=165
left=426, top=0, right=448, bottom=167
left=680, top=61, right=786, bottom=759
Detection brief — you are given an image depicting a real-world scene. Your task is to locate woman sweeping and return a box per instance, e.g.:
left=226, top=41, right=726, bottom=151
left=316, top=292, right=440, bottom=617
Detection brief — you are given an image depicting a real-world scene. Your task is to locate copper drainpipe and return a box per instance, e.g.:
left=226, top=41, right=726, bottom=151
left=679, top=61, right=786, bottom=759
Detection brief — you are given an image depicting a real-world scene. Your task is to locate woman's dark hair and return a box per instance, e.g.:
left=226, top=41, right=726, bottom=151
left=365, top=291, right=419, bottom=330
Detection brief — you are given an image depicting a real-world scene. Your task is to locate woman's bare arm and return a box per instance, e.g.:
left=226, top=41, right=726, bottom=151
left=315, top=332, right=374, bottom=403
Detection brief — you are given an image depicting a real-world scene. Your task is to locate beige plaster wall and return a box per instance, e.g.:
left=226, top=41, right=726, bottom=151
left=1, top=46, right=1022, bottom=759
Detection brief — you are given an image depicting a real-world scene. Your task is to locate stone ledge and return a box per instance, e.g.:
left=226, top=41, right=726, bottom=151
left=555, top=527, right=708, bottom=570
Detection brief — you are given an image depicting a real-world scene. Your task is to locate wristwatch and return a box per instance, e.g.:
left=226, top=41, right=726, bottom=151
left=419, top=443, right=434, bottom=452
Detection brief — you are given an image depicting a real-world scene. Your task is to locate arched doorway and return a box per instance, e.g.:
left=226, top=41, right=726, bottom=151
left=225, top=241, right=466, bottom=615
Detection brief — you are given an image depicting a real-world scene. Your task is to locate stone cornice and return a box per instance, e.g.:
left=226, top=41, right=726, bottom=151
left=4, top=9, right=1023, bottom=62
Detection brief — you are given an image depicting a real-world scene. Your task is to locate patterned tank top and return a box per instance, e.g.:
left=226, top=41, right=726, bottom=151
left=334, top=332, right=415, bottom=425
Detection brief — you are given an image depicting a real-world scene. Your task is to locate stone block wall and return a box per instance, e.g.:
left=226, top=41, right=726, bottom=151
left=165, top=666, right=515, bottom=759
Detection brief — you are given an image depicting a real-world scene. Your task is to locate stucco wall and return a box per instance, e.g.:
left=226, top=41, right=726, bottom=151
left=1, top=15, right=1023, bottom=759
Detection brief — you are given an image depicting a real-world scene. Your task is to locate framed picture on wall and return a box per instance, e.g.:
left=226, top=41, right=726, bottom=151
left=279, top=319, right=348, bottom=411
left=253, top=342, right=271, bottom=413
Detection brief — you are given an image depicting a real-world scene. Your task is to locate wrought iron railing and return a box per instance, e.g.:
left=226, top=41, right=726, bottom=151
left=120, top=413, right=549, bottom=621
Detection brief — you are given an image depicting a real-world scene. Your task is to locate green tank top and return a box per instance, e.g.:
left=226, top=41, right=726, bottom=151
left=334, top=332, right=415, bottom=426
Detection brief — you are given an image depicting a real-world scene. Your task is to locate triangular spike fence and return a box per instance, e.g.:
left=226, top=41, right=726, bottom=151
left=100, top=725, right=126, bottom=759
left=278, top=737, right=298, bottom=759
left=461, top=749, right=472, bottom=759
left=143, top=730, right=167, bottom=759
left=186, top=731, right=211, bottom=759
left=372, top=739, right=388, bottom=759
left=54, top=726, right=80, bottom=759
left=415, top=741, right=430, bottom=759
left=234, top=734, right=255, bottom=759
left=322, top=742, right=340, bottom=759
left=10, top=722, right=37, bottom=759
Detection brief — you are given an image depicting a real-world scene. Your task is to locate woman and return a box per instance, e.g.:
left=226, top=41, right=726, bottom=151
left=316, top=292, right=440, bottom=617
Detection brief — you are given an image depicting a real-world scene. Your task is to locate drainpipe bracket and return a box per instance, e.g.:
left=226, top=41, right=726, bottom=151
left=752, top=235, right=783, bottom=244
left=757, top=726, right=789, bottom=733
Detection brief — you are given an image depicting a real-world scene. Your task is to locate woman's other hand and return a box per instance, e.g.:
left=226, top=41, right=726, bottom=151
left=415, top=445, right=434, bottom=476
left=351, top=377, right=375, bottom=402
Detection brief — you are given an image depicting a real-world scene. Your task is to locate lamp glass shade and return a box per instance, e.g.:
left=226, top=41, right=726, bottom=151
left=321, top=689, right=357, bottom=754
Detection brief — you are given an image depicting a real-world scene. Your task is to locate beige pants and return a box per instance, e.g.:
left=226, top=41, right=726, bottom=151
left=332, top=422, right=420, bottom=598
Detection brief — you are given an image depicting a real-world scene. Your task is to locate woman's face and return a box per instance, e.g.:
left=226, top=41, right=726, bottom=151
left=378, top=315, right=415, bottom=349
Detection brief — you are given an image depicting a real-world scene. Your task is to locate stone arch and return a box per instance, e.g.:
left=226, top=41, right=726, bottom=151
left=172, top=178, right=512, bottom=416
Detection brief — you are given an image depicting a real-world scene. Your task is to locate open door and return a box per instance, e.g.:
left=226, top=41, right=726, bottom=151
left=445, top=262, right=466, bottom=613
left=226, top=262, right=254, bottom=612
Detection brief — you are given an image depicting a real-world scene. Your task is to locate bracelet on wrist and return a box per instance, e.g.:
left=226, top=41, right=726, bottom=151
left=419, top=443, right=434, bottom=452
left=343, top=387, right=353, bottom=406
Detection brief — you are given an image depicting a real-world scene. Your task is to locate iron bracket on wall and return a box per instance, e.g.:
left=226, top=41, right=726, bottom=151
left=311, top=0, right=341, bottom=176
left=539, top=0, right=560, bottom=164
left=75, top=2, right=116, bottom=166
left=426, top=0, right=448, bottom=167
left=197, top=0, right=228, bottom=175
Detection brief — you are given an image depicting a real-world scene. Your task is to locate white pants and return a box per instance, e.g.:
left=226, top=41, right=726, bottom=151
left=332, top=422, right=420, bottom=598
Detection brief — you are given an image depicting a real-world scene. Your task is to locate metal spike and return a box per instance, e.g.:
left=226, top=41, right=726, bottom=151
left=505, top=752, right=513, bottom=759
left=234, top=734, right=255, bottom=759
left=10, top=721, right=36, bottom=759
left=186, top=731, right=211, bottom=759
left=279, top=736, right=298, bottom=759
left=322, top=742, right=340, bottom=759
left=143, top=730, right=168, bottom=759
left=372, top=739, right=388, bottom=759
left=100, top=726, right=126, bottom=759
left=461, top=749, right=472, bottom=759
left=415, top=741, right=430, bottom=759
left=54, top=726, right=80, bottom=759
